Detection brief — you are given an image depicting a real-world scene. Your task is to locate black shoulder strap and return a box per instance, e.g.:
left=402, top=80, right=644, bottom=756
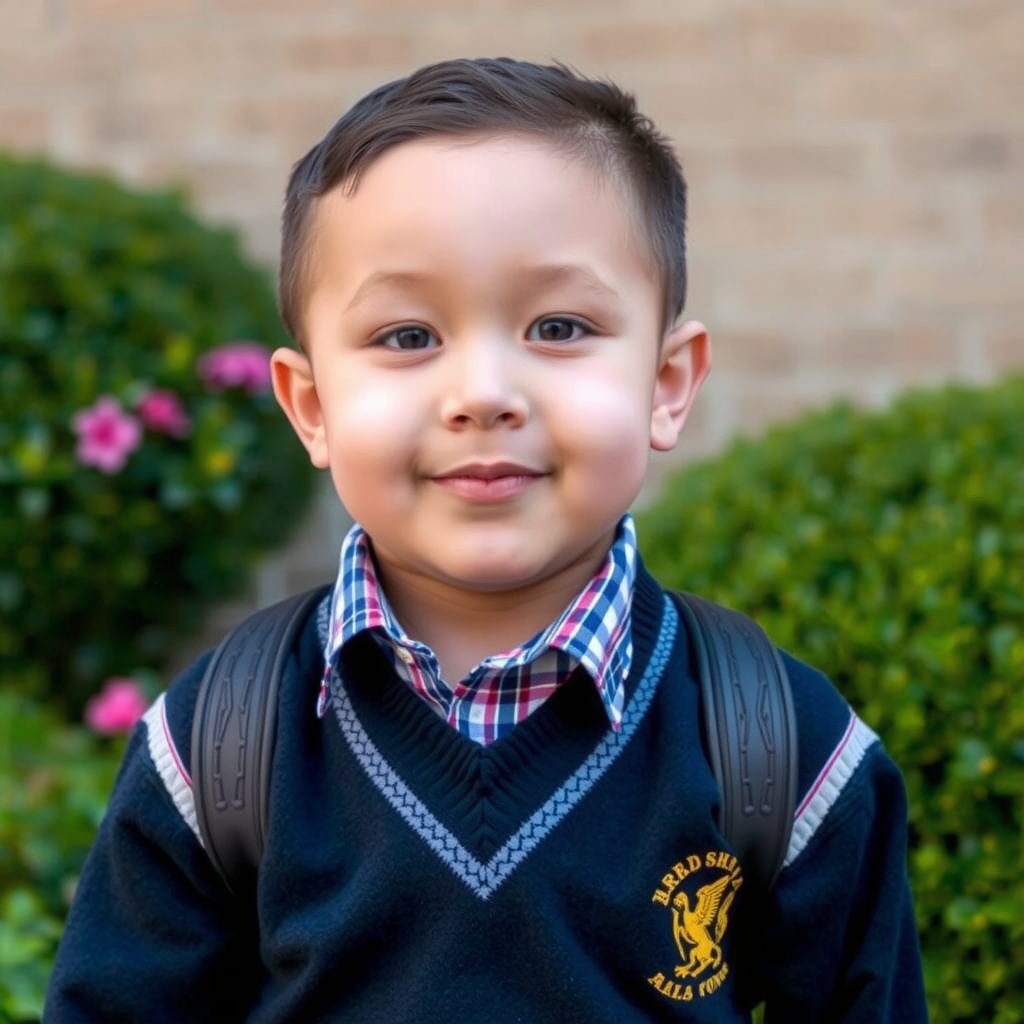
left=191, top=585, right=328, bottom=895
left=673, top=592, right=799, bottom=892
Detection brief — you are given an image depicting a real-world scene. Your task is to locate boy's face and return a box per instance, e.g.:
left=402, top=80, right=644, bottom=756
left=273, top=135, right=708, bottom=607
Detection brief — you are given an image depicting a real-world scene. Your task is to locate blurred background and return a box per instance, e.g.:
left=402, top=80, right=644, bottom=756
left=1, top=2, right=1021, bottom=1022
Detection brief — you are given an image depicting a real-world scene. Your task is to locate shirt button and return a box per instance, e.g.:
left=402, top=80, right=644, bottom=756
left=396, top=646, right=415, bottom=664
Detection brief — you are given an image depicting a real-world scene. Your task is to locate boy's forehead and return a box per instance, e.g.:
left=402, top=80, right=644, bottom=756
left=328, top=133, right=596, bottom=208
left=307, top=134, right=655, bottom=290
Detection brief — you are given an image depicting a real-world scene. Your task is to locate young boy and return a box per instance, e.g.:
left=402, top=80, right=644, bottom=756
left=46, top=58, right=927, bottom=1022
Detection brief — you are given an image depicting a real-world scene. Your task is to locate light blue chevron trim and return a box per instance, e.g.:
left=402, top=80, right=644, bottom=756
left=330, top=593, right=678, bottom=900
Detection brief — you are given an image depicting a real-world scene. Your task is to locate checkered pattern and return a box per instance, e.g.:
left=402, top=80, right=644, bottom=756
left=319, top=516, right=638, bottom=744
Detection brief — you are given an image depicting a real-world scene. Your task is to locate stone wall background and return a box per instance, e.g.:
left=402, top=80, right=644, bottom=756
left=2, top=0, right=1021, bottom=649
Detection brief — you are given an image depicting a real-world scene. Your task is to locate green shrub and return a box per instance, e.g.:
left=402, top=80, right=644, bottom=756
left=0, top=154, right=315, bottom=711
left=637, top=375, right=1024, bottom=1024
left=0, top=690, right=126, bottom=1023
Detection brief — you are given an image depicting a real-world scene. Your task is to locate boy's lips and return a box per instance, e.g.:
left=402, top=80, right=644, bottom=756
left=430, top=461, right=547, bottom=502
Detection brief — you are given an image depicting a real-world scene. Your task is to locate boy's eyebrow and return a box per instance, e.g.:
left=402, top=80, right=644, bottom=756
left=344, top=271, right=431, bottom=314
left=522, top=263, right=622, bottom=302
left=343, top=263, right=622, bottom=313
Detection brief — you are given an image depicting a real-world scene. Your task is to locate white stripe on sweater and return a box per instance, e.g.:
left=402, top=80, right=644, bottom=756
left=783, top=712, right=878, bottom=868
left=143, top=693, right=202, bottom=845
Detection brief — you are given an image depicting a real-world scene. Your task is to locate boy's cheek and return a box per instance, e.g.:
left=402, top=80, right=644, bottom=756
left=557, top=383, right=654, bottom=446
left=337, top=383, right=418, bottom=426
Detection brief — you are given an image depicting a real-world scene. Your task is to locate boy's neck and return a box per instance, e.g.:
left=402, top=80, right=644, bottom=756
left=375, top=539, right=613, bottom=683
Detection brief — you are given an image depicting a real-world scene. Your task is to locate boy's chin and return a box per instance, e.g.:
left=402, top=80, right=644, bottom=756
left=431, top=559, right=555, bottom=595
left=420, top=542, right=613, bottom=599
left=371, top=523, right=621, bottom=600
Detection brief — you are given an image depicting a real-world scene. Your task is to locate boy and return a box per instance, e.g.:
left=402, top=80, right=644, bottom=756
left=46, top=58, right=927, bottom=1022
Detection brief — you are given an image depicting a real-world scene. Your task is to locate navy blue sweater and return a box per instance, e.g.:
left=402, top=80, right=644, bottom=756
left=46, top=567, right=927, bottom=1022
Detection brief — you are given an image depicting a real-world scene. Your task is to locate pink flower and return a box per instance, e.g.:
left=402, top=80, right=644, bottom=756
left=137, top=388, right=191, bottom=437
left=197, top=341, right=272, bottom=394
left=84, top=677, right=149, bottom=735
left=72, top=396, right=142, bottom=473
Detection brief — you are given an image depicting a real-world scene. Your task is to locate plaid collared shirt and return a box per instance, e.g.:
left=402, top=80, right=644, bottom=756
left=318, top=515, right=638, bottom=745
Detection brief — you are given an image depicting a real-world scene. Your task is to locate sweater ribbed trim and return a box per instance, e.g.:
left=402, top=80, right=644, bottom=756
left=328, top=592, right=679, bottom=900
left=783, top=711, right=878, bottom=868
left=143, top=694, right=202, bottom=845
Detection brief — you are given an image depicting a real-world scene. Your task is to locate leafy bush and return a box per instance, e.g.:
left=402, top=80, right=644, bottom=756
left=637, top=375, right=1024, bottom=1024
left=0, top=154, right=315, bottom=711
left=0, top=690, right=126, bottom=1023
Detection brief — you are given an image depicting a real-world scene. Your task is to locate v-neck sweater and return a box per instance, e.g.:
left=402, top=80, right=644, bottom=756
left=46, top=564, right=927, bottom=1023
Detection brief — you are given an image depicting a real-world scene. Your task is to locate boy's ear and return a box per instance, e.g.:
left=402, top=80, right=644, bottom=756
left=650, top=319, right=711, bottom=452
left=270, top=347, right=330, bottom=469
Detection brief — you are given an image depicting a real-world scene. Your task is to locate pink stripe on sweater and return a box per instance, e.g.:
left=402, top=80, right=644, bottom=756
left=161, top=698, right=192, bottom=788
left=794, top=711, right=856, bottom=819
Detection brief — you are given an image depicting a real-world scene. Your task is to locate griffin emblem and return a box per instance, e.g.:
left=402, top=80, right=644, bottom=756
left=671, top=871, right=740, bottom=979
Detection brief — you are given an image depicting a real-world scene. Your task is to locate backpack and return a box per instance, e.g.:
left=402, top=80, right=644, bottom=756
left=191, top=588, right=797, bottom=896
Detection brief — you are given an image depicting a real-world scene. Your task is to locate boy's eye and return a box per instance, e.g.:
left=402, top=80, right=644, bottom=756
left=376, top=325, right=439, bottom=351
left=528, top=317, right=588, bottom=343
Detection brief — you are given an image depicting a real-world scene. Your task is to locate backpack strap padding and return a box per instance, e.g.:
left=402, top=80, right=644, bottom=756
left=191, top=586, right=328, bottom=895
left=673, top=593, right=798, bottom=891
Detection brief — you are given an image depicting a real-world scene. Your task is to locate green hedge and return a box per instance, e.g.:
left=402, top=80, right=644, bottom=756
left=0, top=691, right=125, bottom=1023
left=637, top=375, right=1024, bottom=1024
left=0, top=154, right=315, bottom=711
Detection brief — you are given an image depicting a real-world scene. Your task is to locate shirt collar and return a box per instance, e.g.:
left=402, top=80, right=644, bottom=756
left=321, top=515, right=638, bottom=729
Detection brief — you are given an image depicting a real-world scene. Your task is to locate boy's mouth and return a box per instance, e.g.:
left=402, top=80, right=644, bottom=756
left=430, top=461, right=547, bottom=502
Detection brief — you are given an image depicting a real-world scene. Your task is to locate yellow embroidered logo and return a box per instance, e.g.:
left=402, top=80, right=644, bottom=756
left=647, top=851, right=743, bottom=1003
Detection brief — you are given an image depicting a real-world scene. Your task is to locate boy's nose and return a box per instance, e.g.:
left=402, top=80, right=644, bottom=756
left=439, top=339, right=528, bottom=430
left=440, top=388, right=528, bottom=430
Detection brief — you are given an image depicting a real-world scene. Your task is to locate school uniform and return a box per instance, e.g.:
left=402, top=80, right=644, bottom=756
left=46, top=516, right=927, bottom=1022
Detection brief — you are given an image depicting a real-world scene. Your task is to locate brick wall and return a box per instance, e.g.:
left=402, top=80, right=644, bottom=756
left=2, top=0, right=1021, bottom=643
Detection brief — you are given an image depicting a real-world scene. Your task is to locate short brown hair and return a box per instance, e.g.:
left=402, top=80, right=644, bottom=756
left=279, top=57, right=687, bottom=346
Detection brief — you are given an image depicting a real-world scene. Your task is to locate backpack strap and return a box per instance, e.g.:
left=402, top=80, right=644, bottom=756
left=673, top=592, right=798, bottom=891
left=191, top=585, right=329, bottom=895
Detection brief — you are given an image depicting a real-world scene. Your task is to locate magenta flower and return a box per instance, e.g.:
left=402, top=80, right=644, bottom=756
left=72, top=396, right=142, bottom=473
left=197, top=341, right=272, bottom=394
left=137, top=388, right=191, bottom=438
left=84, top=677, right=149, bottom=735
